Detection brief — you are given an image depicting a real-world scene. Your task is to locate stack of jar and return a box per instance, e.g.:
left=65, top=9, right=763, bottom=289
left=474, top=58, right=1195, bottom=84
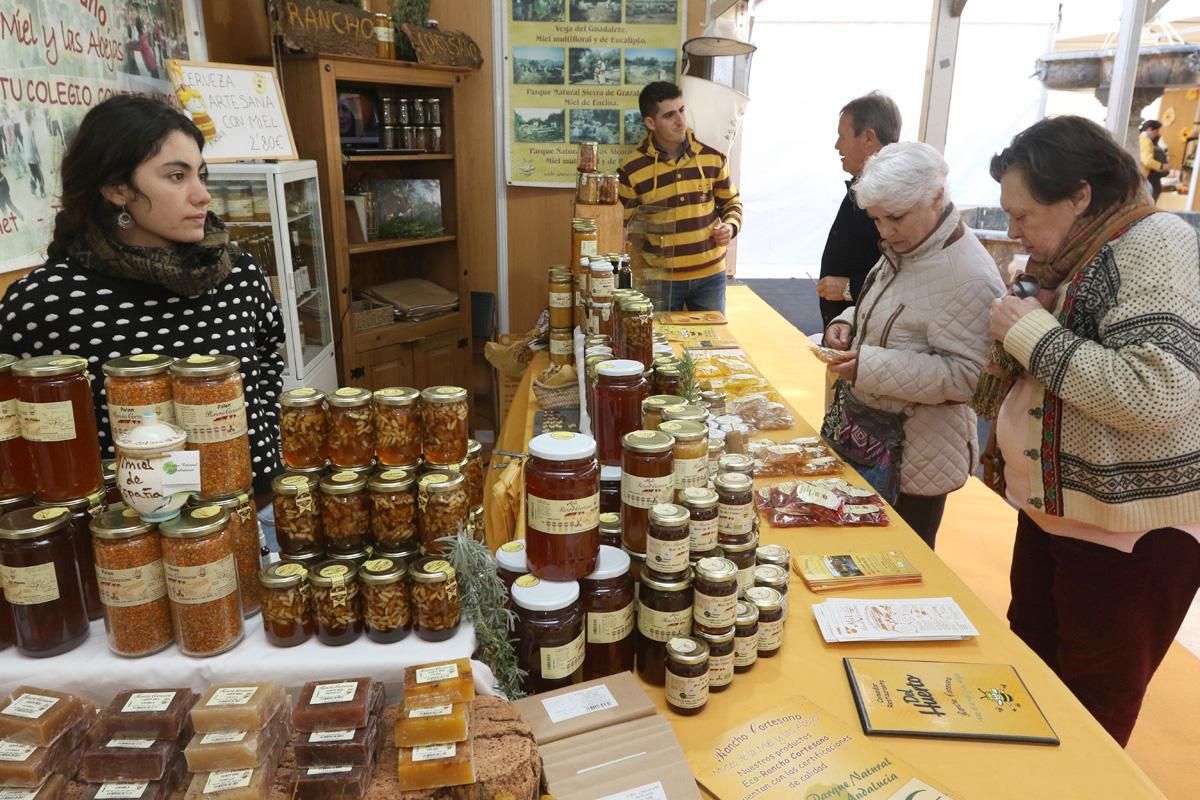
left=570, top=218, right=598, bottom=329
left=378, top=95, right=445, bottom=153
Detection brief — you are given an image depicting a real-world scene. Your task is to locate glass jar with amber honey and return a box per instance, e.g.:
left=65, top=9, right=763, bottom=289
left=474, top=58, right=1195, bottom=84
left=620, top=430, right=674, bottom=553
left=418, top=472, right=468, bottom=555
left=308, top=560, right=362, bottom=646
left=549, top=327, right=574, bottom=367
left=359, top=556, right=411, bottom=643
left=512, top=574, right=585, bottom=694
left=279, top=388, right=328, bottom=470
left=549, top=269, right=574, bottom=329
left=421, top=386, right=469, bottom=465
left=368, top=468, right=418, bottom=548
left=580, top=544, right=635, bottom=681
left=409, top=555, right=461, bottom=642
left=320, top=471, right=371, bottom=553
left=0, top=354, right=35, bottom=501
left=373, top=387, right=422, bottom=467
left=273, top=472, right=323, bottom=554
left=621, top=302, right=654, bottom=369
left=642, top=394, right=684, bottom=432
left=693, top=556, right=738, bottom=635
left=525, top=432, right=600, bottom=581
left=327, top=387, right=375, bottom=469
left=665, top=636, right=709, bottom=716
left=635, top=568, right=692, bottom=686
left=654, top=365, right=682, bottom=397
left=465, top=439, right=484, bottom=509
left=259, top=561, right=314, bottom=647
left=646, top=503, right=690, bottom=577
left=658, top=420, right=708, bottom=499
left=39, top=491, right=105, bottom=621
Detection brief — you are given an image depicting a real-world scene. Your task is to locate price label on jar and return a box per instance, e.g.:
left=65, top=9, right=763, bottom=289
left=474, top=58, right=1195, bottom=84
left=0, top=563, right=60, bottom=606
left=665, top=670, right=709, bottom=710
left=718, top=502, right=756, bottom=535
left=16, top=400, right=76, bottom=442
left=110, top=401, right=176, bottom=438
left=637, top=605, right=692, bottom=642
left=759, top=619, right=784, bottom=651
left=694, top=591, right=737, bottom=629
left=587, top=602, right=635, bottom=644
left=645, top=536, right=689, bottom=574
left=174, top=397, right=248, bottom=444
left=621, top=473, right=673, bottom=509
left=540, top=630, right=586, bottom=680
left=526, top=492, right=600, bottom=536
left=673, top=457, right=708, bottom=489
left=0, top=398, right=19, bottom=442
left=689, top=517, right=718, bottom=550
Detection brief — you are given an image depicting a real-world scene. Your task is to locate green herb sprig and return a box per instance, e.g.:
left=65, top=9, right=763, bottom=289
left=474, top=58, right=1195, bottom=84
left=678, top=349, right=700, bottom=403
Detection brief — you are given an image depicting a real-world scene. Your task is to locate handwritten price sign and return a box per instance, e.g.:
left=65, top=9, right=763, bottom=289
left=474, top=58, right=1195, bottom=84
left=167, top=60, right=297, bottom=162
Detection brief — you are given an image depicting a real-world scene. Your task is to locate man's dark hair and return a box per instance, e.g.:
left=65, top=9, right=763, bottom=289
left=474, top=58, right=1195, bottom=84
left=990, top=115, right=1143, bottom=216
left=639, top=81, right=682, bottom=120
left=840, top=92, right=902, bottom=146
left=1140, top=119, right=1163, bottom=132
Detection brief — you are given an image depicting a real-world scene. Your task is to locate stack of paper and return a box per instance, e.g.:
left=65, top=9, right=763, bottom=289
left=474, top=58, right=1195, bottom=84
left=793, top=550, right=922, bottom=591
left=813, top=597, right=979, bottom=643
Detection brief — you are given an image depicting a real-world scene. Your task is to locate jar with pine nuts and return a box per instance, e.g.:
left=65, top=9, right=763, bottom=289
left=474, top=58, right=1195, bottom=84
left=319, top=471, right=371, bottom=553
left=309, top=560, right=362, bottom=645
left=418, top=472, right=468, bottom=555
left=368, top=468, right=417, bottom=547
left=420, top=386, right=469, bottom=465
left=258, top=561, right=314, bottom=647
left=374, top=387, right=422, bottom=467
left=279, top=388, right=328, bottom=470
left=327, top=387, right=375, bottom=468
left=465, top=439, right=484, bottom=508
left=359, top=556, right=412, bottom=643
left=409, top=555, right=461, bottom=642
left=272, top=473, right=323, bottom=555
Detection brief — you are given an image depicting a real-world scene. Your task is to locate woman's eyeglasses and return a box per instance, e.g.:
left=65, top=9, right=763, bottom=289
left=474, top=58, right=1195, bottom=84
left=1011, top=274, right=1041, bottom=299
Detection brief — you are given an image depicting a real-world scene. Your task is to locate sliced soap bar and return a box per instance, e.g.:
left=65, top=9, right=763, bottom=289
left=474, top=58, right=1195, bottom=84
left=294, top=714, right=381, bottom=769
left=293, top=678, right=379, bottom=732
left=81, top=753, right=188, bottom=800
left=78, top=737, right=179, bottom=783
left=394, top=702, right=470, bottom=748
left=0, top=710, right=92, bottom=788
left=92, top=690, right=196, bottom=741
left=182, top=708, right=289, bottom=772
left=0, top=688, right=86, bottom=747
left=292, top=764, right=372, bottom=800
left=190, top=684, right=286, bottom=734
left=396, top=740, right=476, bottom=791
left=402, top=659, right=475, bottom=707
left=0, top=773, right=65, bottom=800
left=181, top=764, right=275, bottom=800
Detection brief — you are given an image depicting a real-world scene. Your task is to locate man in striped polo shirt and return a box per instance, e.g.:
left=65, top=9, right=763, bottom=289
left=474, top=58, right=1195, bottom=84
left=618, top=81, right=743, bottom=313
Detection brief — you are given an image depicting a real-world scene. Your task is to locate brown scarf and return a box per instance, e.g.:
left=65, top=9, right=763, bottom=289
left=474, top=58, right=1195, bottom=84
left=974, top=190, right=1156, bottom=493
left=72, top=212, right=235, bottom=298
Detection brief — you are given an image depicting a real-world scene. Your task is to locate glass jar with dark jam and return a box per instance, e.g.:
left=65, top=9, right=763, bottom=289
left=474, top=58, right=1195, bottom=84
left=308, top=560, right=363, bottom=646
left=495, top=539, right=529, bottom=601
left=747, top=586, right=784, bottom=657
left=525, top=432, right=600, bottom=581
left=635, top=568, right=693, bottom=686
left=646, top=503, right=690, bottom=577
left=512, top=575, right=585, bottom=694
left=754, top=564, right=789, bottom=619
left=0, top=354, right=35, bottom=501
left=721, top=533, right=758, bottom=597
left=599, top=465, right=622, bottom=515
left=654, top=364, right=682, bottom=397
left=580, top=545, right=635, bottom=680
left=642, top=394, right=684, bottom=433
left=12, top=355, right=104, bottom=503
left=258, top=561, right=314, bottom=647
left=693, top=556, right=738, bottom=635
left=696, top=627, right=735, bottom=693
left=679, top=487, right=719, bottom=555
left=359, top=556, right=411, bottom=643
left=665, top=636, right=709, bottom=716
left=755, top=543, right=791, bottom=571
left=36, top=491, right=105, bottom=621
left=0, top=506, right=90, bottom=657
left=620, top=430, right=675, bottom=553
left=734, top=600, right=759, bottom=673
left=598, top=512, right=621, bottom=549
left=594, top=360, right=648, bottom=466
left=716, top=473, right=756, bottom=544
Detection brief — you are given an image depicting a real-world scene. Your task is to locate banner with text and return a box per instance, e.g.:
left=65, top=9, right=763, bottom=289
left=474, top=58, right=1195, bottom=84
left=505, top=0, right=684, bottom=187
left=0, top=0, right=193, bottom=272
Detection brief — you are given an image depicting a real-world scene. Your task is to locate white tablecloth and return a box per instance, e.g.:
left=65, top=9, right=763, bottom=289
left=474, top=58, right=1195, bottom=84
left=0, top=616, right=483, bottom=704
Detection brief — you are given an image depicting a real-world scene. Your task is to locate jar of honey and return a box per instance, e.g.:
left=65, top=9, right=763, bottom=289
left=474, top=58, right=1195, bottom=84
left=620, top=430, right=674, bottom=553
left=580, top=544, right=635, bottom=680
left=621, top=302, right=654, bottom=369
left=373, top=387, right=422, bottom=467
left=549, top=327, right=574, bottom=367
left=593, top=360, right=647, bottom=466
left=279, top=388, right=329, bottom=470
left=0, top=354, right=35, bottom=500
left=327, top=387, right=375, bottom=469
left=549, top=269, right=574, bottom=329
left=420, top=386, right=469, bottom=466
left=512, top=575, right=585, bottom=694
left=525, top=432, right=600, bottom=581
left=642, top=394, right=685, bottom=432
left=658, top=420, right=708, bottom=499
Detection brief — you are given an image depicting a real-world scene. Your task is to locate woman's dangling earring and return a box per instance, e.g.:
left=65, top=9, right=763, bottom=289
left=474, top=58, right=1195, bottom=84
left=117, top=206, right=133, bottom=230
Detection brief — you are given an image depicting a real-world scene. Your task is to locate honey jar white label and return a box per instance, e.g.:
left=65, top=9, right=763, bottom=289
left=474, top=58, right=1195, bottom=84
left=526, top=492, right=599, bottom=536
left=709, top=652, right=734, bottom=686
left=540, top=630, right=586, bottom=679
left=16, top=399, right=76, bottom=442
left=549, top=291, right=572, bottom=308
left=734, top=634, right=757, bottom=667
left=693, top=591, right=737, bottom=629
left=2, top=693, right=58, bottom=719
left=645, top=535, right=689, bottom=574
left=110, top=401, right=176, bottom=438
left=122, top=692, right=175, bottom=713
left=165, top=554, right=238, bottom=605
left=718, top=502, right=755, bottom=535
left=95, top=784, right=150, bottom=799
left=0, top=399, right=19, bottom=442
left=97, top=559, right=167, bottom=608
left=759, top=619, right=784, bottom=651
left=586, top=602, right=635, bottom=644
left=665, top=670, right=709, bottom=709
left=174, top=397, right=248, bottom=444
left=688, top=516, right=718, bottom=550
left=637, top=605, right=692, bottom=642
left=621, top=473, right=673, bottom=509
left=0, top=563, right=60, bottom=606
left=673, top=457, right=707, bottom=489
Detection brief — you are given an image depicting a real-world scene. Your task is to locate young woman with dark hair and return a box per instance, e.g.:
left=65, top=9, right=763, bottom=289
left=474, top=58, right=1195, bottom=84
left=0, top=95, right=284, bottom=491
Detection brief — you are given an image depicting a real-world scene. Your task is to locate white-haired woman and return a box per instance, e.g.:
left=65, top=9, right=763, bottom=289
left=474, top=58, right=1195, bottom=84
left=822, top=142, right=1004, bottom=547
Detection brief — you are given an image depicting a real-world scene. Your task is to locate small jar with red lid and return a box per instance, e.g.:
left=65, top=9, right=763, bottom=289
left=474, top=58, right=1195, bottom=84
left=525, top=432, right=600, bottom=580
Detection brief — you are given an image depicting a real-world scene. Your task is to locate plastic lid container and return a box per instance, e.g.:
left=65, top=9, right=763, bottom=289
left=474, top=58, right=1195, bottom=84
left=511, top=575, right=580, bottom=611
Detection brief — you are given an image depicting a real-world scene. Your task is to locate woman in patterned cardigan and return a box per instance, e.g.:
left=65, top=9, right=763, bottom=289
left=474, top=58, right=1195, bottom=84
left=986, top=116, right=1200, bottom=746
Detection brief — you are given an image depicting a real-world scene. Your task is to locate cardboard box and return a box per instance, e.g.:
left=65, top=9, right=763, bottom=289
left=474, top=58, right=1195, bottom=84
left=513, top=672, right=700, bottom=800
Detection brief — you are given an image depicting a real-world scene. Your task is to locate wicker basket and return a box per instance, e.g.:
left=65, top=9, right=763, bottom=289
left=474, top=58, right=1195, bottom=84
left=533, top=379, right=580, bottom=410
left=352, top=298, right=394, bottom=332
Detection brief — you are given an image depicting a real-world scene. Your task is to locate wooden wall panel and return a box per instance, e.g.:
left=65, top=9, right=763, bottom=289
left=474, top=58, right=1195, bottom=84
left=0, top=268, right=31, bottom=297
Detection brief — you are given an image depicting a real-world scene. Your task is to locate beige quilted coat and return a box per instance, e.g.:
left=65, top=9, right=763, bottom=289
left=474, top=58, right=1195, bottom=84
left=830, top=206, right=1005, bottom=496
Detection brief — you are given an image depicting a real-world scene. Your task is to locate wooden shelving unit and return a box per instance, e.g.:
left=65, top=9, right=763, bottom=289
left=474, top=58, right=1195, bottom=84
left=280, top=53, right=471, bottom=389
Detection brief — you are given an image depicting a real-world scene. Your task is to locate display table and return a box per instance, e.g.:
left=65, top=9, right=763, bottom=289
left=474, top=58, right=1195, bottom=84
left=488, top=285, right=1166, bottom=798
left=0, top=617, right=483, bottom=701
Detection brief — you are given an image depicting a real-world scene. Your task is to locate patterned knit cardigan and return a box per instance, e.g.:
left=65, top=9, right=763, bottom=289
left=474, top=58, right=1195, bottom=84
left=1001, top=212, right=1200, bottom=532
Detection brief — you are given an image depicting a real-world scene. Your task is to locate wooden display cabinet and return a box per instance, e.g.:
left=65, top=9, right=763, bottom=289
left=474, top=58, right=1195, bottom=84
left=279, top=54, right=472, bottom=389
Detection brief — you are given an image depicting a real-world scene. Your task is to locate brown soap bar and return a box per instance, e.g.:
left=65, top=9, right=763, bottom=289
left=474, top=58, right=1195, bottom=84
left=181, top=764, right=276, bottom=800
left=401, top=659, right=475, bottom=707
left=396, top=739, right=476, bottom=791
left=92, top=690, right=197, bottom=741
left=292, top=764, right=372, bottom=800
left=81, top=753, right=188, bottom=800
left=293, top=713, right=382, bottom=769
left=0, top=773, right=65, bottom=799
left=293, top=679, right=380, bottom=733
left=190, top=684, right=286, bottom=734
left=182, top=707, right=289, bottom=772
left=393, top=702, right=470, bottom=748
left=0, top=687, right=87, bottom=747
left=78, top=736, right=180, bottom=783
left=0, top=710, right=92, bottom=788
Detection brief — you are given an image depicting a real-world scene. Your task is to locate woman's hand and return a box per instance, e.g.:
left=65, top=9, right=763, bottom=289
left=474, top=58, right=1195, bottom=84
left=816, top=276, right=850, bottom=301
left=988, top=295, right=1044, bottom=342
left=828, top=355, right=858, bottom=382
left=825, top=321, right=853, bottom=350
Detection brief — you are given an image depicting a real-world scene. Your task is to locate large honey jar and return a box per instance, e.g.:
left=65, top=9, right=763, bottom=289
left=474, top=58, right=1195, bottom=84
left=525, top=432, right=600, bottom=581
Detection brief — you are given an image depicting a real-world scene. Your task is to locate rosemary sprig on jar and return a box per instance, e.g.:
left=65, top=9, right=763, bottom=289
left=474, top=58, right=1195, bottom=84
left=444, top=532, right=527, bottom=699
left=678, top=350, right=700, bottom=404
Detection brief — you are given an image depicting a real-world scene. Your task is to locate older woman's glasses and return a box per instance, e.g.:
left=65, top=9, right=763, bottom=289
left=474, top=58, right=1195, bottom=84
left=1011, top=274, right=1041, bottom=299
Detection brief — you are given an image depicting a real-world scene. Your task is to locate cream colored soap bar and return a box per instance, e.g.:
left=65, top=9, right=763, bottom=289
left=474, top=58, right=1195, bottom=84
left=190, top=684, right=286, bottom=734
left=402, top=659, right=475, bottom=707
left=0, top=687, right=87, bottom=747
left=182, top=708, right=289, bottom=772
left=394, top=702, right=470, bottom=748
left=181, top=765, right=275, bottom=800
left=397, top=739, right=475, bottom=791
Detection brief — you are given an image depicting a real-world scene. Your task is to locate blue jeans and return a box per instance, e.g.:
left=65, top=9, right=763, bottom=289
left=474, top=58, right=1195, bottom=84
left=642, top=271, right=727, bottom=313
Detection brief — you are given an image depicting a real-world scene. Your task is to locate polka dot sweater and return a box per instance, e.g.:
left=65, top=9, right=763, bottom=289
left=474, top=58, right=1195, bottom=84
left=0, top=252, right=286, bottom=492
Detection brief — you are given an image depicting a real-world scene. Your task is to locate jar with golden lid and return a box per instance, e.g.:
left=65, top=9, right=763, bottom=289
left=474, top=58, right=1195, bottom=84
left=595, top=361, right=648, bottom=466
left=646, top=503, right=689, bottom=577
left=320, top=471, right=371, bottom=553
left=326, top=546, right=372, bottom=571
left=194, top=488, right=262, bottom=617
left=661, top=403, right=708, bottom=425
left=696, top=626, right=735, bottom=692
left=0, top=505, right=90, bottom=657
left=754, top=563, right=789, bottom=619
left=409, top=555, right=461, bottom=641
left=635, top=568, right=692, bottom=686
left=620, top=302, right=653, bottom=368
left=588, top=260, right=614, bottom=304
left=512, top=574, right=585, bottom=694
left=721, top=532, right=758, bottom=596
left=279, top=387, right=328, bottom=470
left=525, top=431, right=600, bottom=580
left=327, top=387, right=374, bottom=469
left=642, top=394, right=684, bottom=432
left=580, top=545, right=635, bottom=680
left=549, top=327, right=574, bottom=367
left=12, top=355, right=104, bottom=503
left=496, top=539, right=529, bottom=599
left=658, top=420, right=708, bottom=498
left=620, top=430, right=675, bottom=553
left=368, top=468, right=417, bottom=548
left=549, top=269, right=574, bottom=329
left=418, top=472, right=468, bottom=555
left=598, top=510, right=621, bottom=549
left=421, top=386, right=469, bottom=465
left=679, top=487, right=719, bottom=554
left=654, top=365, right=682, bottom=397
left=734, top=599, right=759, bottom=673
left=700, top=390, right=727, bottom=415
left=359, top=556, right=411, bottom=643
left=102, top=354, right=176, bottom=444
left=373, top=387, right=422, bottom=467
left=169, top=354, right=252, bottom=497
left=308, top=560, right=362, bottom=646
left=159, top=505, right=244, bottom=657
left=746, top=586, right=784, bottom=657
left=273, top=472, right=323, bottom=554
left=258, top=561, right=314, bottom=647
left=576, top=171, right=601, bottom=205
left=279, top=546, right=326, bottom=572
left=37, top=491, right=105, bottom=621
left=692, top=555, right=738, bottom=634
left=716, top=473, right=756, bottom=543
left=0, top=354, right=35, bottom=501
left=665, top=636, right=710, bottom=716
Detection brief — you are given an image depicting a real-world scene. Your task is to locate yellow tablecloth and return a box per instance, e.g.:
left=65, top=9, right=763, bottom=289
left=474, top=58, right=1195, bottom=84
left=488, top=285, right=1165, bottom=798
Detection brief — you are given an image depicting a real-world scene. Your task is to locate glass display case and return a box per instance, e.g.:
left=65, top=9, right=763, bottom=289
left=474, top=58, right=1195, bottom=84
left=207, top=161, right=337, bottom=392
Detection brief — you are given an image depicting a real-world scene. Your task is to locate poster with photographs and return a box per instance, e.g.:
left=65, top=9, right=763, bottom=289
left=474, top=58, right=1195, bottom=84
left=506, top=0, right=684, bottom=186
left=0, top=0, right=196, bottom=273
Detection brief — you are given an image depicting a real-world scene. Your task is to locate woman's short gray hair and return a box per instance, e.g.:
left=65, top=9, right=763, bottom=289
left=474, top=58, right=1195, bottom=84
left=853, top=141, right=950, bottom=214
